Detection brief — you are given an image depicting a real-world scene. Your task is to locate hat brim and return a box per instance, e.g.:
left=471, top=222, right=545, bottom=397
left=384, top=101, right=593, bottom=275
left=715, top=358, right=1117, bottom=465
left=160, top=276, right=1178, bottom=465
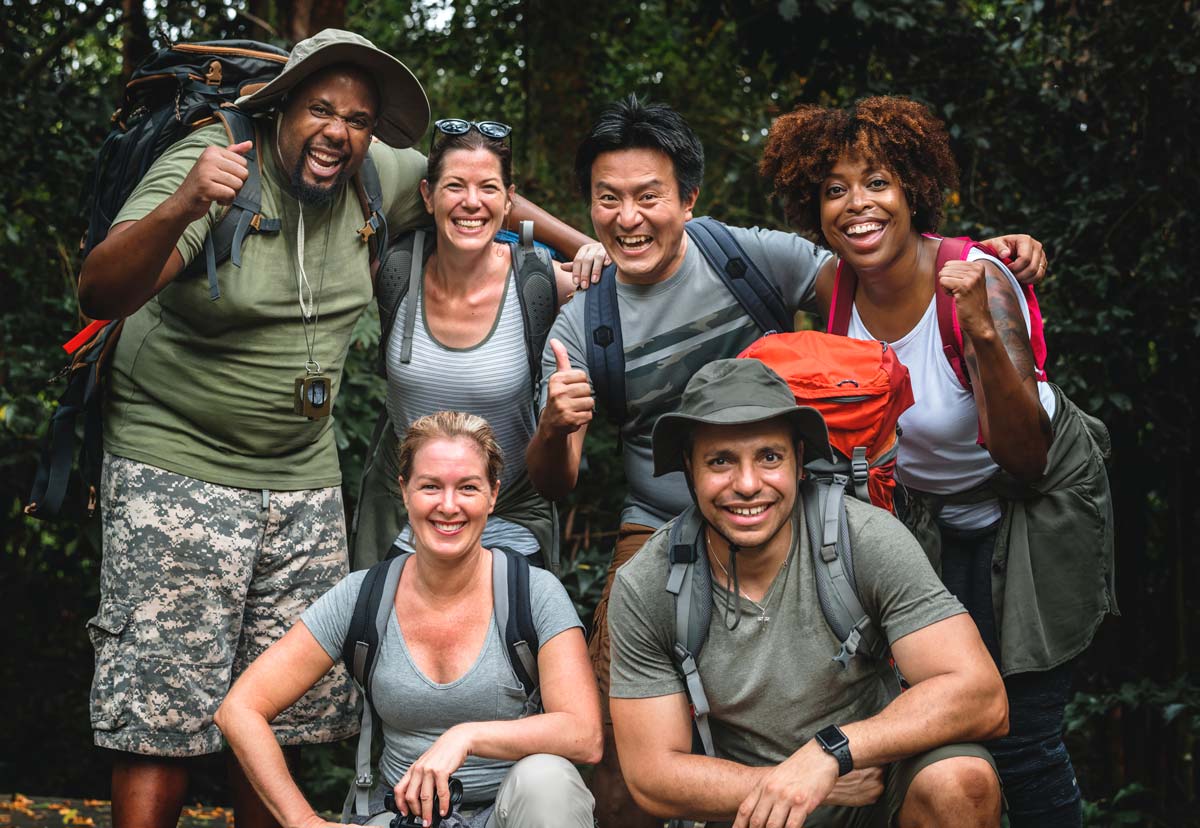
left=651, top=404, right=834, bottom=477
left=236, top=43, right=430, bottom=148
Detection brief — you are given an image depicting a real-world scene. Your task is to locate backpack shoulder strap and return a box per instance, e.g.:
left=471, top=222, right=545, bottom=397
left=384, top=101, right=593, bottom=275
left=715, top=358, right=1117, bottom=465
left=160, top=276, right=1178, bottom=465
left=510, top=220, right=559, bottom=389
left=665, top=507, right=716, bottom=757
left=491, top=547, right=541, bottom=705
left=801, top=477, right=887, bottom=668
left=374, top=228, right=433, bottom=377
left=931, top=236, right=974, bottom=391
left=685, top=217, right=793, bottom=336
left=342, top=553, right=409, bottom=820
left=181, top=110, right=281, bottom=301
left=354, top=153, right=388, bottom=265
left=827, top=260, right=857, bottom=336
left=584, top=261, right=627, bottom=427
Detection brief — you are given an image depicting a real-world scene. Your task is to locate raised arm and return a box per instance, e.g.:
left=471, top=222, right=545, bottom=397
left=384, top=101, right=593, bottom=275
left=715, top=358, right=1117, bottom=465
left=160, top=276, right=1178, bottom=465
left=78, top=140, right=252, bottom=320
left=940, top=259, right=1053, bottom=481
left=393, top=627, right=602, bottom=825
left=526, top=338, right=592, bottom=500
left=214, top=623, right=343, bottom=828
left=978, top=233, right=1047, bottom=285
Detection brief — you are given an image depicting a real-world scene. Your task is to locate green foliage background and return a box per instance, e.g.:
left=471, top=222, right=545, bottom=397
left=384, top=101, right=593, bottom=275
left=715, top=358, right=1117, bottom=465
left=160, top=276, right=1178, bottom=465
left=2, top=0, right=1198, bottom=823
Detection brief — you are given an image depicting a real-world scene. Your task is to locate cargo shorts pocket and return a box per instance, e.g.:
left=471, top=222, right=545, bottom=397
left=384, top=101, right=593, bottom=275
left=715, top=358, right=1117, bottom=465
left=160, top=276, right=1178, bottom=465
left=87, top=600, right=134, bottom=731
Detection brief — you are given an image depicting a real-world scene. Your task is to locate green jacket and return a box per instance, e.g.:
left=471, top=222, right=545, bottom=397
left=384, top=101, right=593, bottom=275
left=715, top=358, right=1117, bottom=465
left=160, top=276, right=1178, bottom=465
left=904, top=383, right=1118, bottom=676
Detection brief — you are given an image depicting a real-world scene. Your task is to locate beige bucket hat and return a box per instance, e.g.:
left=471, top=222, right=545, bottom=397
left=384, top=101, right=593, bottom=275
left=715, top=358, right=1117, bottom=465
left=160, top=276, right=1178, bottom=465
left=236, top=28, right=430, bottom=148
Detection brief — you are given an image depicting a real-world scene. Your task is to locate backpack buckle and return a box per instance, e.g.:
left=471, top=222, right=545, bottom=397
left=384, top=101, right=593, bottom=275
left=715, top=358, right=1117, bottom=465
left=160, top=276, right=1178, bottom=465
left=355, top=772, right=374, bottom=790
left=832, top=628, right=863, bottom=670
left=358, top=218, right=377, bottom=243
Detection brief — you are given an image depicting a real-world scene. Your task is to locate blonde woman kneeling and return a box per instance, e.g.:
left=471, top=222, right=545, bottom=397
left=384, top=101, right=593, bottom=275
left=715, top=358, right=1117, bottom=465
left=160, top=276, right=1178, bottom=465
left=217, top=411, right=601, bottom=828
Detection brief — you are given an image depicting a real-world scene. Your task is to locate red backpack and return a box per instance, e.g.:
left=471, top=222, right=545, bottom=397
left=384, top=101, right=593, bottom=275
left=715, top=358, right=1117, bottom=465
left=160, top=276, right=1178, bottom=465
left=827, top=235, right=1049, bottom=390
left=739, top=331, right=914, bottom=513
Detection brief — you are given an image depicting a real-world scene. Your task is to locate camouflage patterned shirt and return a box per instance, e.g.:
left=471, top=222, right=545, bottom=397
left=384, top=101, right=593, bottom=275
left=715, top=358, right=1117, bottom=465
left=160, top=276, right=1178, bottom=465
left=538, top=224, right=831, bottom=527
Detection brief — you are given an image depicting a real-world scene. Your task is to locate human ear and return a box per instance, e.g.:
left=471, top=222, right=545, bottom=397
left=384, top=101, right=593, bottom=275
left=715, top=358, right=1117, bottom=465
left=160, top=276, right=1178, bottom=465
left=419, top=179, right=434, bottom=214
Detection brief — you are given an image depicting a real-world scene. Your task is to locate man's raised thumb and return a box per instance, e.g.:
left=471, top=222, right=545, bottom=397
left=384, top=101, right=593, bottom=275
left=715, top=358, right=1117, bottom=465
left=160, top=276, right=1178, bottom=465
left=550, top=338, right=573, bottom=373
left=228, top=140, right=254, bottom=155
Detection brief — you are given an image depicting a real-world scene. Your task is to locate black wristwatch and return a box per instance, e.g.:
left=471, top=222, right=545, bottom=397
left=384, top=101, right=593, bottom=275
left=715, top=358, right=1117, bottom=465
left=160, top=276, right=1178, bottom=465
left=815, top=724, right=853, bottom=776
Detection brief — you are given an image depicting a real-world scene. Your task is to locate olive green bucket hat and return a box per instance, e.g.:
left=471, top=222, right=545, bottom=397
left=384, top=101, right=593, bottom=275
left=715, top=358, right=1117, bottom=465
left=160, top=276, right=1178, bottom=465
left=236, top=28, right=430, bottom=148
left=652, top=358, right=833, bottom=477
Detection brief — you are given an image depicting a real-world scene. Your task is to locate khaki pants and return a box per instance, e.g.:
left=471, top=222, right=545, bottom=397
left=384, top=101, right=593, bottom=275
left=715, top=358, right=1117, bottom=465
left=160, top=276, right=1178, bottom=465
left=587, top=523, right=656, bottom=721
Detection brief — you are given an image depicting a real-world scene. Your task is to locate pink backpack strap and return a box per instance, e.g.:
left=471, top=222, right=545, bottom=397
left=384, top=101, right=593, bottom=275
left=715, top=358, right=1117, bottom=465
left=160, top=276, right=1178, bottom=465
left=932, top=236, right=973, bottom=391
left=1023, top=287, right=1050, bottom=382
left=827, top=260, right=857, bottom=335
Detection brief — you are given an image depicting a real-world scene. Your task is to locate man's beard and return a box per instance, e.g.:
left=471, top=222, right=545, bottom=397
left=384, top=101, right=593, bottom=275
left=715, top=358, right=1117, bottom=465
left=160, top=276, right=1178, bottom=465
left=290, top=139, right=349, bottom=207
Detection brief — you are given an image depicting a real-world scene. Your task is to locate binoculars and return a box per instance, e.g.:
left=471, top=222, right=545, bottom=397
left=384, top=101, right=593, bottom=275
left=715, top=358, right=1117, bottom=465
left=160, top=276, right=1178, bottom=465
left=382, top=777, right=464, bottom=828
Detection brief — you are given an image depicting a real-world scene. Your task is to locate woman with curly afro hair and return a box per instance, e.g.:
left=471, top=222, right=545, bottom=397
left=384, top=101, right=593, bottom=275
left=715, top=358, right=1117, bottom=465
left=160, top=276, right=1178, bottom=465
left=762, top=96, right=1115, bottom=828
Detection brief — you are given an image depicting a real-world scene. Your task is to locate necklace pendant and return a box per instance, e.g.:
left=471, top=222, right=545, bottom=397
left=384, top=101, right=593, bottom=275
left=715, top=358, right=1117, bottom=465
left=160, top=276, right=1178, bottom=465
left=757, top=610, right=770, bottom=627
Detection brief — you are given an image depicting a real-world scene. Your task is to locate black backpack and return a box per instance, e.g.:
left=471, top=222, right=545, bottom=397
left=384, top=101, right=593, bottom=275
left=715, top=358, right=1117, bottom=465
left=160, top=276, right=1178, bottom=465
left=25, top=39, right=387, bottom=521
left=340, top=548, right=541, bottom=821
left=584, top=216, right=793, bottom=427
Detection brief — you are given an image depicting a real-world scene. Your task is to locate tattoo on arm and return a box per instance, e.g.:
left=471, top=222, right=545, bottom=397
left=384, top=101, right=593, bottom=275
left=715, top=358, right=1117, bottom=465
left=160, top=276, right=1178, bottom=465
left=985, top=268, right=1037, bottom=382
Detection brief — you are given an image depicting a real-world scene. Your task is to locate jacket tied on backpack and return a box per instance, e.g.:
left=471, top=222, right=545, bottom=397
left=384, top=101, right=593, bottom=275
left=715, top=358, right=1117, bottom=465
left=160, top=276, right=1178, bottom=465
left=901, top=383, right=1118, bottom=676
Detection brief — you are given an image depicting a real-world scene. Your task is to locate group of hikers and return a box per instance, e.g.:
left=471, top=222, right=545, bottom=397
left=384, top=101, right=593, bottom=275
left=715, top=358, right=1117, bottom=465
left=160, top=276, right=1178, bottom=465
left=74, top=26, right=1117, bottom=828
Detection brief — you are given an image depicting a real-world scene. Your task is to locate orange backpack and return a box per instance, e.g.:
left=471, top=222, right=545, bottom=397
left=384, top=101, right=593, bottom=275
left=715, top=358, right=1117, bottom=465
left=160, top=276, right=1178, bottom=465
left=739, top=331, right=914, bottom=512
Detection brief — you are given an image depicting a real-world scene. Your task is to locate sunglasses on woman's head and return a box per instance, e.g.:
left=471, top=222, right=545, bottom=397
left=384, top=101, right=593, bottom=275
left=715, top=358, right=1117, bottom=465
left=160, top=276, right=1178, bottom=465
left=430, top=119, right=513, bottom=151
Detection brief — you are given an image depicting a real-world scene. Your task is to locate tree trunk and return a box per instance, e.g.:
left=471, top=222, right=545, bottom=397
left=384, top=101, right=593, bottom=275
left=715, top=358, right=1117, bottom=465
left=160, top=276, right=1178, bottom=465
left=121, top=0, right=151, bottom=83
left=282, top=0, right=348, bottom=43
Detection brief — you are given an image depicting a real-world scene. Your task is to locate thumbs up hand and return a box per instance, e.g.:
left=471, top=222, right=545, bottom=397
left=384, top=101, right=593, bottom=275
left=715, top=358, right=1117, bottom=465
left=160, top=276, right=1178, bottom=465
left=543, top=338, right=594, bottom=435
left=174, top=139, right=253, bottom=223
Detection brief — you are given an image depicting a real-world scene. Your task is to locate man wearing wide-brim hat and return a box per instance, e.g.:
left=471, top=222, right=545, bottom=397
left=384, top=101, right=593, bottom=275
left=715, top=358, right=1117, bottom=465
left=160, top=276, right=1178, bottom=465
left=607, top=358, right=1012, bottom=828
left=76, top=28, right=590, bottom=828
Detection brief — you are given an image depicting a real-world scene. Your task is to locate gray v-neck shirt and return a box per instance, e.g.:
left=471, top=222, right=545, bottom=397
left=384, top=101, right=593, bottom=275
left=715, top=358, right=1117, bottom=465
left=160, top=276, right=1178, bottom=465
left=300, top=559, right=582, bottom=803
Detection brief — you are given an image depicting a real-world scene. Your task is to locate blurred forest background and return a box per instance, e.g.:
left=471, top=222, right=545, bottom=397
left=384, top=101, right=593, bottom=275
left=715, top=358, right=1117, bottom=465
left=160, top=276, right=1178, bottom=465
left=2, top=0, right=1197, bottom=824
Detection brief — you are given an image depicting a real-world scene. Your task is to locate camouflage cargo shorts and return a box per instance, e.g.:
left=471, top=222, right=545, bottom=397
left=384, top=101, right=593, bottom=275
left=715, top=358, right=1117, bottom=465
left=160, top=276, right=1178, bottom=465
left=87, top=454, right=359, bottom=757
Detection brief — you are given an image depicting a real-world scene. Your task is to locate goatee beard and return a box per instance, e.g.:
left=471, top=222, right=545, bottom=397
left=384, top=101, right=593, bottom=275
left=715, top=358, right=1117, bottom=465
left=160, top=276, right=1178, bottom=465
left=291, top=140, right=347, bottom=207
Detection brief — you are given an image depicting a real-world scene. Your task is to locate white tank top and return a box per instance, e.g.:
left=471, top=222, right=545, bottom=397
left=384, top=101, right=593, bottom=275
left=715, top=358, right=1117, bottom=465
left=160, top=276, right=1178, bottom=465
left=384, top=265, right=539, bottom=555
left=846, top=248, right=1056, bottom=529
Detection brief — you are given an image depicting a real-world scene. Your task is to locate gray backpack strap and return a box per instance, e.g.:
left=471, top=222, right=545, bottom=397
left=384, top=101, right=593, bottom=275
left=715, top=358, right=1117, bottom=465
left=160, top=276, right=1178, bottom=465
left=342, top=553, right=410, bottom=822
left=510, top=220, right=558, bottom=389
left=802, top=477, right=886, bottom=669
left=666, top=508, right=716, bottom=757
left=492, top=548, right=542, bottom=715
left=181, top=110, right=280, bottom=301
left=399, top=230, right=426, bottom=365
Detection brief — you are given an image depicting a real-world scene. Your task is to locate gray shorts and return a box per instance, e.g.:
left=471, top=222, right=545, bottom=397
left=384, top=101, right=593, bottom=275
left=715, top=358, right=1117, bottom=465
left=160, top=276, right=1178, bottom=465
left=88, top=454, right=358, bottom=757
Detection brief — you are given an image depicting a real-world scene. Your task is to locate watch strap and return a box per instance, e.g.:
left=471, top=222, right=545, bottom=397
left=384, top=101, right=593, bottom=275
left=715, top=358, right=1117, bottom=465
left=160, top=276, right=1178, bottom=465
left=817, top=725, right=853, bottom=776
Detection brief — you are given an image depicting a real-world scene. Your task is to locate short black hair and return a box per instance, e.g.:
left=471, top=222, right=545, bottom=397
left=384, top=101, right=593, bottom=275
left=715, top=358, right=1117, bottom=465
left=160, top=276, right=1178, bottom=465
left=574, top=95, right=705, bottom=202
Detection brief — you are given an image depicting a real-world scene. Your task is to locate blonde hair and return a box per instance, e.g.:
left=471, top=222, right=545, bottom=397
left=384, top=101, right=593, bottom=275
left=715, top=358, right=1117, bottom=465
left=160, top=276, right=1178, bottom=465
left=396, top=411, right=504, bottom=485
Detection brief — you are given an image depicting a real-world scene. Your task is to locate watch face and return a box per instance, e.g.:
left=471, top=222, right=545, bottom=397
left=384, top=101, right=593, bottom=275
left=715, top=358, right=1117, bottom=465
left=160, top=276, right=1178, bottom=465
left=816, top=724, right=849, bottom=751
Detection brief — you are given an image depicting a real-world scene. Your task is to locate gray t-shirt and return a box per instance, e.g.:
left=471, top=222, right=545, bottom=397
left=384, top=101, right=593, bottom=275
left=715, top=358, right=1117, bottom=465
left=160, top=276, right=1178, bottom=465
left=300, top=555, right=583, bottom=804
left=608, top=497, right=964, bottom=768
left=539, top=223, right=831, bottom=527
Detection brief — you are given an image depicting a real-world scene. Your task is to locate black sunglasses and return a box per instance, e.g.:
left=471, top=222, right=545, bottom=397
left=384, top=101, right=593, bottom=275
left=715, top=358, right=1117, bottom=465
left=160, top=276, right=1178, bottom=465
left=430, top=119, right=513, bottom=151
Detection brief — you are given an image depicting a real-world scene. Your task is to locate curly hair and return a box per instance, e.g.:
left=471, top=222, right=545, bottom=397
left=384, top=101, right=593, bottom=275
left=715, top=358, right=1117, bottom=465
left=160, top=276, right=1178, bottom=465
left=759, top=96, right=959, bottom=243
left=396, top=411, right=504, bottom=486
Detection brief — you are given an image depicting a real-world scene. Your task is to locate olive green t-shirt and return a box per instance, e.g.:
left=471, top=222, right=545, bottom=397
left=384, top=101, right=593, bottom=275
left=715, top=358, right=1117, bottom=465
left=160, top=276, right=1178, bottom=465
left=608, top=497, right=965, bottom=768
left=105, top=121, right=427, bottom=489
